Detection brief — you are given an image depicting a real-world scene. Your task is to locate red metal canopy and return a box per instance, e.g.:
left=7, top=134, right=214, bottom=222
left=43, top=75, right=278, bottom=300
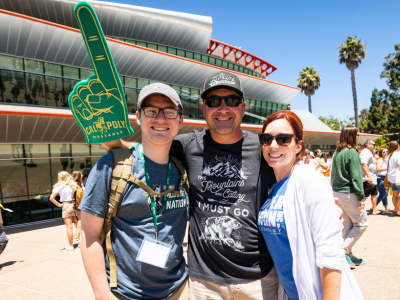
left=207, top=39, right=277, bottom=77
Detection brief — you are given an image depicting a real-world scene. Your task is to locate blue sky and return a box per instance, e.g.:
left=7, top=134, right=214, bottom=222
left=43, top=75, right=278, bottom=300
left=105, top=0, right=399, bottom=120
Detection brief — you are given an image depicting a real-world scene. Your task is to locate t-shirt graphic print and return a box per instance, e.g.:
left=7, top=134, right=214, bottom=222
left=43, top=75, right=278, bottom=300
left=199, top=154, right=250, bottom=251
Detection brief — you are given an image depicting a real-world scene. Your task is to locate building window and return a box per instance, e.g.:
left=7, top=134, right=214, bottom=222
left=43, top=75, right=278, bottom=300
left=80, top=69, right=94, bottom=80
left=25, top=59, right=43, bottom=74
left=147, top=43, right=158, bottom=50
left=26, top=73, right=46, bottom=106
left=194, top=53, right=201, bottom=61
left=167, top=48, right=177, bottom=55
left=181, top=87, right=190, bottom=118
left=125, top=77, right=137, bottom=89
left=177, top=49, right=185, bottom=57
left=186, top=51, right=194, bottom=59
left=63, top=66, right=80, bottom=79
left=0, top=54, right=23, bottom=71
left=0, top=70, right=25, bottom=103
left=190, top=88, right=201, bottom=118
left=158, top=45, right=167, bottom=53
left=45, top=76, right=63, bottom=107
left=125, top=87, right=138, bottom=114
left=45, top=63, right=62, bottom=77
left=63, top=79, right=79, bottom=107
left=138, top=79, right=149, bottom=89
left=201, top=55, right=208, bottom=63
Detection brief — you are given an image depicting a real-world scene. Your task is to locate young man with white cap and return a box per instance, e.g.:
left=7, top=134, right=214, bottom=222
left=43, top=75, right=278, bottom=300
left=79, top=83, right=189, bottom=300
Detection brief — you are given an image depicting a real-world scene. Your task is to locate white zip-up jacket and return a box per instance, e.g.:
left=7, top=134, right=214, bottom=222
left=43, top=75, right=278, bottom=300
left=282, top=165, right=363, bottom=300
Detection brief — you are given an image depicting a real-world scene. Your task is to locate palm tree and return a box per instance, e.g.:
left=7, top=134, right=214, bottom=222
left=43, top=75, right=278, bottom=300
left=296, top=66, right=321, bottom=113
left=338, top=36, right=367, bottom=130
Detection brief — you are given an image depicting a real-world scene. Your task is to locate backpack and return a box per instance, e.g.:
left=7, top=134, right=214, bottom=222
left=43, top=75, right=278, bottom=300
left=101, top=148, right=190, bottom=288
left=73, top=187, right=84, bottom=209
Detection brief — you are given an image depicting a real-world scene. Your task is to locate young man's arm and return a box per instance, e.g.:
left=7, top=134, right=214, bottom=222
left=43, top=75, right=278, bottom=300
left=81, top=211, right=110, bottom=300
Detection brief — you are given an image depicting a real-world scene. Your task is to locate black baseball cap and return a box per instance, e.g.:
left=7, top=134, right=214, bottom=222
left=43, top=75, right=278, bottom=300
left=201, top=71, right=244, bottom=99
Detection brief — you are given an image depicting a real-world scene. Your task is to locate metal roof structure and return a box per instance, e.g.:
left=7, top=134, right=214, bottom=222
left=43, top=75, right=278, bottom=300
left=0, top=0, right=213, bottom=53
left=292, top=109, right=333, bottom=132
left=0, top=104, right=381, bottom=145
left=0, top=9, right=300, bottom=104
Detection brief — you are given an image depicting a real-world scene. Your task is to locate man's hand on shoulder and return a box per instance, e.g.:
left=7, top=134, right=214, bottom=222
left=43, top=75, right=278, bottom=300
left=102, top=139, right=134, bottom=150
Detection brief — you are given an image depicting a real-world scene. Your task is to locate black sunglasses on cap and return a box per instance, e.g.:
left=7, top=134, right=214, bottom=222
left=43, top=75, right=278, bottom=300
left=204, top=95, right=243, bottom=108
left=258, top=133, right=297, bottom=146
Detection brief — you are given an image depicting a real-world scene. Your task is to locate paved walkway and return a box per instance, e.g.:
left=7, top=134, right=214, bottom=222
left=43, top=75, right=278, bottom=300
left=0, top=200, right=399, bottom=299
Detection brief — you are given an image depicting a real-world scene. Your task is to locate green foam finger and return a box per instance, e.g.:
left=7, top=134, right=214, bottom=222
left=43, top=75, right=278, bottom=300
left=68, top=1, right=134, bottom=144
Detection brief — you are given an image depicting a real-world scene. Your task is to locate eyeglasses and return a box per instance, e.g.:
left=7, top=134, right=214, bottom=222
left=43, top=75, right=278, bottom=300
left=383, top=151, right=388, bottom=153
left=204, top=95, right=243, bottom=108
left=141, top=106, right=181, bottom=119
left=258, top=133, right=297, bottom=146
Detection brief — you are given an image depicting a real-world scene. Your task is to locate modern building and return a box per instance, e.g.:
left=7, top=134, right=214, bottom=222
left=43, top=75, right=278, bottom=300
left=0, top=0, right=378, bottom=227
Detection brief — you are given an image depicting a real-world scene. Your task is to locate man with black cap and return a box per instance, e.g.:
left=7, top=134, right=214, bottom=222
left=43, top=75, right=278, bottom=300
left=171, top=71, right=279, bottom=299
left=79, top=83, right=189, bottom=300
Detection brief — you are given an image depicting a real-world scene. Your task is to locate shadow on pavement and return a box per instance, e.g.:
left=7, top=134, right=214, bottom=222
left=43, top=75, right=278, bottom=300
left=0, top=260, right=17, bottom=269
left=4, top=219, right=65, bottom=235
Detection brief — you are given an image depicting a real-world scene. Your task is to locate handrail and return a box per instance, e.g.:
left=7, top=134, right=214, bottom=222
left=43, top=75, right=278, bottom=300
left=207, top=39, right=277, bottom=77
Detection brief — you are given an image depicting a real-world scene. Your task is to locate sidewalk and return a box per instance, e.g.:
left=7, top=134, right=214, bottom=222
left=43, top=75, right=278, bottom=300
left=0, top=201, right=399, bottom=299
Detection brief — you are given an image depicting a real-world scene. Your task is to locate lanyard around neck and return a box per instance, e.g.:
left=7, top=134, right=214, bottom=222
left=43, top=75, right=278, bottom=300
left=137, top=143, right=172, bottom=241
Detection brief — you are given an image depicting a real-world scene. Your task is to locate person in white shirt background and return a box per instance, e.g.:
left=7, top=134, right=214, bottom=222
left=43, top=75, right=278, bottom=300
left=49, top=171, right=80, bottom=250
left=385, top=141, right=400, bottom=216
left=359, top=140, right=379, bottom=214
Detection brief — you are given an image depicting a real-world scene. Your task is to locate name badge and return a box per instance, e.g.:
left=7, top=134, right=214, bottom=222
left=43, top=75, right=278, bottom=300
left=136, top=237, right=172, bottom=268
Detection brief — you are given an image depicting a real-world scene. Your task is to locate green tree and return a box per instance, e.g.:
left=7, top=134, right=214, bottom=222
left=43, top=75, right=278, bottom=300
left=338, top=36, right=367, bottom=131
left=296, top=66, right=321, bottom=113
left=381, top=44, right=400, bottom=92
left=318, top=116, right=344, bottom=131
left=387, top=92, right=400, bottom=141
left=358, top=108, right=369, bottom=133
left=368, top=88, right=388, bottom=135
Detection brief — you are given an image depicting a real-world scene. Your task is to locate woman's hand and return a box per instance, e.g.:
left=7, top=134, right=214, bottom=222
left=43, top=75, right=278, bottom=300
left=334, top=197, right=344, bottom=230
left=59, top=203, right=64, bottom=208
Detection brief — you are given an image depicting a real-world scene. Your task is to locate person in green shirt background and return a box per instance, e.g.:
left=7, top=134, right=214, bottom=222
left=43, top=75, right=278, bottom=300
left=331, top=126, right=367, bottom=270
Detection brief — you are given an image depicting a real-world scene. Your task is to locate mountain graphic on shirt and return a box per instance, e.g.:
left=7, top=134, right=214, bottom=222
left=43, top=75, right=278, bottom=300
left=203, top=161, right=245, bottom=179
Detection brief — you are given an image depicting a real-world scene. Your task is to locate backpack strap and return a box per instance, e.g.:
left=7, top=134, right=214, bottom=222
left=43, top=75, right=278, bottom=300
left=101, top=148, right=132, bottom=288
left=171, top=156, right=190, bottom=195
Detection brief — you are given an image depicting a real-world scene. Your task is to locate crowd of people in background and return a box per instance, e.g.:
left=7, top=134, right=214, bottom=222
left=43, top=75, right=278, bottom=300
left=298, top=127, right=400, bottom=270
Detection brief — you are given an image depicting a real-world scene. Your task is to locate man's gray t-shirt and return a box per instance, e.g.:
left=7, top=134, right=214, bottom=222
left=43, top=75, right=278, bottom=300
left=79, top=145, right=188, bottom=300
left=360, top=148, right=377, bottom=184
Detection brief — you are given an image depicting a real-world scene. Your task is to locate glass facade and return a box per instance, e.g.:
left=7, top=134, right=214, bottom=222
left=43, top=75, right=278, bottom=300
left=0, top=54, right=285, bottom=124
left=112, top=37, right=265, bottom=79
left=0, top=143, right=108, bottom=227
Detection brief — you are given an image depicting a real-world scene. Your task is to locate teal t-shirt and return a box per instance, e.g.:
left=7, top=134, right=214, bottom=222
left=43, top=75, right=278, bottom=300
left=258, top=174, right=298, bottom=300
left=80, top=146, right=188, bottom=300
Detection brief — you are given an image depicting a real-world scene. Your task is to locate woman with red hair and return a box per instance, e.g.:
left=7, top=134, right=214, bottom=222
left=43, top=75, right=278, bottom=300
left=258, top=111, right=362, bottom=299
